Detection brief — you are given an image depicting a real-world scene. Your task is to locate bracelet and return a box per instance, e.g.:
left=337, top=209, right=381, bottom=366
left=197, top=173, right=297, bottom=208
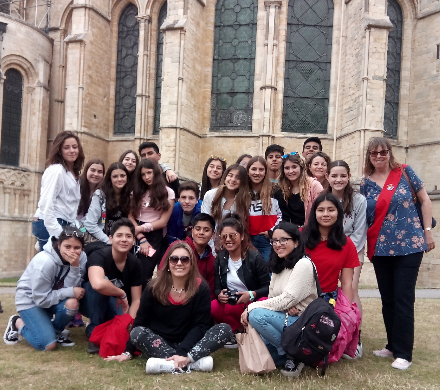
left=120, top=295, right=127, bottom=300
left=248, top=291, right=254, bottom=301
left=139, top=239, right=148, bottom=244
left=122, top=351, right=132, bottom=360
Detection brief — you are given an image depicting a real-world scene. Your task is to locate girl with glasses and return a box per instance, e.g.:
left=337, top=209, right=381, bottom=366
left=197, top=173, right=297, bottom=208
left=211, top=214, right=270, bottom=348
left=273, top=153, right=323, bottom=226
left=200, top=156, right=227, bottom=201
left=104, top=241, right=232, bottom=374
left=241, top=222, right=318, bottom=377
left=246, top=156, right=282, bottom=261
left=360, top=137, right=435, bottom=370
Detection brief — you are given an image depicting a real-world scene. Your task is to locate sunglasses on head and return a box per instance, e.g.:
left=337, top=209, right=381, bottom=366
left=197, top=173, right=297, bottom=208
left=369, top=149, right=389, bottom=157
left=169, top=255, right=191, bottom=265
left=220, top=232, right=238, bottom=241
left=282, top=151, right=298, bottom=159
left=63, top=226, right=84, bottom=238
left=210, top=155, right=226, bottom=162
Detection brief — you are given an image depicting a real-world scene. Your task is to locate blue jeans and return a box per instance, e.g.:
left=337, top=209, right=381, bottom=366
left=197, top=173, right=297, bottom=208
left=79, top=281, right=122, bottom=338
left=18, top=299, right=77, bottom=351
left=32, top=218, right=70, bottom=252
left=249, top=308, right=298, bottom=363
left=250, top=234, right=272, bottom=262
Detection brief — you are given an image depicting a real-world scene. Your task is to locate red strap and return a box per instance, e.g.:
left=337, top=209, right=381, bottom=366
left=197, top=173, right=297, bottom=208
left=366, top=168, right=402, bottom=260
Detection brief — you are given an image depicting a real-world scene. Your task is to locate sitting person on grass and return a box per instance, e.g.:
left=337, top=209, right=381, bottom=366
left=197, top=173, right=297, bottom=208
left=167, top=180, right=202, bottom=244
left=104, top=241, right=232, bottom=374
left=80, top=218, right=142, bottom=354
left=4, top=227, right=87, bottom=350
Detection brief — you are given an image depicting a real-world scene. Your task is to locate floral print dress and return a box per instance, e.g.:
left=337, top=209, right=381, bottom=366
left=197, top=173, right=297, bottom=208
left=360, top=165, right=427, bottom=256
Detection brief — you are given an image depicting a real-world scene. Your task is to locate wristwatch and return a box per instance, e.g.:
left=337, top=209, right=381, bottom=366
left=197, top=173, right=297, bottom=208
left=122, top=351, right=132, bottom=360
left=425, top=227, right=432, bottom=231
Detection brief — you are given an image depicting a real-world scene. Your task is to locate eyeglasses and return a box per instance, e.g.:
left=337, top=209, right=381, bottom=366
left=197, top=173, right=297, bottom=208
left=282, top=152, right=298, bottom=159
left=270, top=237, right=293, bottom=246
left=369, top=150, right=389, bottom=157
left=210, top=155, right=226, bottom=162
left=63, top=226, right=84, bottom=238
left=220, top=232, right=238, bottom=241
left=169, top=255, right=191, bottom=265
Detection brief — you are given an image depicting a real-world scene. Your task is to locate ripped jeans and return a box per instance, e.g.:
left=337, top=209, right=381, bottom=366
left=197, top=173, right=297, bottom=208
left=18, top=299, right=78, bottom=351
left=130, top=323, right=232, bottom=362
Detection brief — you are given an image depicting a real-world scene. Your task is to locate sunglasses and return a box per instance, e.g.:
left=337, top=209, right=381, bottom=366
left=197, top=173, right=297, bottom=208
left=270, top=237, right=293, bottom=246
left=282, top=151, right=298, bottom=159
left=369, top=150, right=389, bottom=157
left=63, top=226, right=84, bottom=238
left=169, top=255, right=191, bottom=265
left=220, top=232, right=238, bottom=241
left=210, top=155, right=226, bottom=162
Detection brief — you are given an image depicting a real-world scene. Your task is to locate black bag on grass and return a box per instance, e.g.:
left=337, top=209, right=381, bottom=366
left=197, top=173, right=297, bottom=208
left=281, top=261, right=341, bottom=376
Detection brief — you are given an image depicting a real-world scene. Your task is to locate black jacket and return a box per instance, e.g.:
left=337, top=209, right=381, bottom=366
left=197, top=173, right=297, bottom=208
left=214, top=248, right=270, bottom=300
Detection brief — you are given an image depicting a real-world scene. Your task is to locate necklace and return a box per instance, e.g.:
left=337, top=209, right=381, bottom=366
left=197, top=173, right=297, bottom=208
left=171, top=285, right=185, bottom=297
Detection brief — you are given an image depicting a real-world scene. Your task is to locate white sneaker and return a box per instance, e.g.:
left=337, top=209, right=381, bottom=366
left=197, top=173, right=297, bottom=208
left=188, top=356, right=213, bottom=372
left=373, top=348, right=393, bottom=358
left=342, top=342, right=363, bottom=360
left=146, top=358, right=179, bottom=374
left=391, top=358, right=412, bottom=370
left=4, top=315, right=22, bottom=345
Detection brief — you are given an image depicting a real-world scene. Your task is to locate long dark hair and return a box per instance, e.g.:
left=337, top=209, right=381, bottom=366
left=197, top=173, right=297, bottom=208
left=46, top=131, right=85, bottom=178
left=219, top=213, right=253, bottom=259
left=302, top=193, right=346, bottom=250
left=131, top=158, right=170, bottom=218
left=78, top=158, right=105, bottom=216
left=118, top=150, right=139, bottom=180
left=200, top=157, right=227, bottom=200
left=326, top=160, right=355, bottom=215
left=269, top=222, right=306, bottom=274
left=101, top=162, right=131, bottom=216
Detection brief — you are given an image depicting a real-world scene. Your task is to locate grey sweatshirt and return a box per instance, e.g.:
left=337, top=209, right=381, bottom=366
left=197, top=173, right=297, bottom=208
left=343, top=192, right=368, bottom=253
left=15, top=239, right=87, bottom=312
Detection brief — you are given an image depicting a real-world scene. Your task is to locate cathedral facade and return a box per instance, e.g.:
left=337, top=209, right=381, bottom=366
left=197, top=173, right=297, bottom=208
left=0, top=0, right=438, bottom=286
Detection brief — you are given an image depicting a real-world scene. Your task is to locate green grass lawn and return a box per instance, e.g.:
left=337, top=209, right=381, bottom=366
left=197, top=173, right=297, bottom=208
left=0, top=293, right=439, bottom=390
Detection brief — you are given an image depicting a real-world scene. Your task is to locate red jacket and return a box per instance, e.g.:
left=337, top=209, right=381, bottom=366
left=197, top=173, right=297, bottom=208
left=158, top=237, right=216, bottom=300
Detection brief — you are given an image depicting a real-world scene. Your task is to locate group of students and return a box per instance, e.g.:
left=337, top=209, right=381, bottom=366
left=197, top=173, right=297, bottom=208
left=3, top=132, right=435, bottom=376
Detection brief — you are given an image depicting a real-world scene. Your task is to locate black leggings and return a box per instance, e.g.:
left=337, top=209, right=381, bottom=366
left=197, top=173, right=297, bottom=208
left=130, top=323, right=232, bottom=362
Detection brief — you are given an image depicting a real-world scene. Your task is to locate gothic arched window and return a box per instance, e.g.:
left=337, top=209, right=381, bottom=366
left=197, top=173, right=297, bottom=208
left=282, top=0, right=333, bottom=133
left=114, top=3, right=139, bottom=135
left=1, top=69, right=23, bottom=166
left=210, top=0, right=258, bottom=131
left=384, top=0, right=402, bottom=138
left=153, top=1, right=167, bottom=134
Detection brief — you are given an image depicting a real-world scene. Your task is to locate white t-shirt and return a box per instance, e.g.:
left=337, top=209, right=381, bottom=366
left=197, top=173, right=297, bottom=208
left=227, top=257, right=247, bottom=293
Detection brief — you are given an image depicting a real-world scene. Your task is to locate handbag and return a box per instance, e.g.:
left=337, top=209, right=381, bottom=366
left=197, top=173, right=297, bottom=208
left=400, top=165, right=436, bottom=229
left=236, top=323, right=276, bottom=374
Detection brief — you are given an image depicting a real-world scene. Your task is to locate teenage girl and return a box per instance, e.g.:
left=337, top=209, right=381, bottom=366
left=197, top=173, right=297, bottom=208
left=246, top=156, right=282, bottom=261
left=307, top=151, right=331, bottom=191
left=273, top=152, right=323, bottom=226
left=326, top=160, right=367, bottom=358
left=33, top=131, right=85, bottom=251
left=77, top=159, right=105, bottom=222
left=83, top=162, right=131, bottom=243
left=200, top=156, right=227, bottom=200
left=129, top=158, right=175, bottom=287
left=236, top=154, right=252, bottom=168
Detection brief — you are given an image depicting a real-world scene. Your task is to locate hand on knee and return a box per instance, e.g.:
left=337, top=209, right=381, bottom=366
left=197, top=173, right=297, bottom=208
left=45, top=342, right=57, bottom=351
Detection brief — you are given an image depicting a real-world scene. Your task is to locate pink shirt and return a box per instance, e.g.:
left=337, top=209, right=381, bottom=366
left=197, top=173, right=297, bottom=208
left=137, top=187, right=175, bottom=223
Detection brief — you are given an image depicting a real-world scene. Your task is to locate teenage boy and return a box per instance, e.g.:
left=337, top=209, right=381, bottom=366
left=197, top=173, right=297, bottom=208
left=302, top=136, right=322, bottom=160
left=265, top=144, right=285, bottom=183
left=167, top=180, right=202, bottom=244
left=80, top=218, right=142, bottom=353
left=139, top=141, right=179, bottom=195
left=160, top=213, right=216, bottom=299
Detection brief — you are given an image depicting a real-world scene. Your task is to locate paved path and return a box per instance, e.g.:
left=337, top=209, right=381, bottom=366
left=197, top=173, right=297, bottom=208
left=1, top=287, right=439, bottom=298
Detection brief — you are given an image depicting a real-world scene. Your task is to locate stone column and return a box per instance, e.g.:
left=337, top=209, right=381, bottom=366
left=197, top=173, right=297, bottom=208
left=0, top=22, right=7, bottom=138
left=259, top=1, right=282, bottom=153
left=23, top=86, right=35, bottom=167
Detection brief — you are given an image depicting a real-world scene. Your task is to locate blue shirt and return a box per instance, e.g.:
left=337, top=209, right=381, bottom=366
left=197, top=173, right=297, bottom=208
left=360, top=165, right=427, bottom=256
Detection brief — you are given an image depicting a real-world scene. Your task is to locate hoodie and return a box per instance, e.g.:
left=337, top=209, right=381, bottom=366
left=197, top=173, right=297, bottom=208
left=15, top=239, right=87, bottom=312
left=158, top=236, right=216, bottom=300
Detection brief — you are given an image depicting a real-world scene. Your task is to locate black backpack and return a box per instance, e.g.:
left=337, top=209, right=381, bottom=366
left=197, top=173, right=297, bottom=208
left=280, top=261, right=341, bottom=376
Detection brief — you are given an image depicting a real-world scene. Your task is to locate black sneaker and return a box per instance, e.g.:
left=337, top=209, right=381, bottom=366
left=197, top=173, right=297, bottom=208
left=224, top=333, right=238, bottom=349
left=4, top=315, right=22, bottom=345
left=56, top=335, right=75, bottom=347
left=87, top=341, right=100, bottom=354
left=280, top=359, right=304, bottom=377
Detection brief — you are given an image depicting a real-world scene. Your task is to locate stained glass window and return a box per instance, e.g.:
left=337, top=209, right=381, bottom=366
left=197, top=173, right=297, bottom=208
left=282, top=0, right=333, bottom=133
left=114, top=4, right=139, bottom=135
left=1, top=69, right=23, bottom=166
left=153, top=2, right=167, bottom=134
left=384, top=0, right=402, bottom=138
left=210, top=0, right=257, bottom=131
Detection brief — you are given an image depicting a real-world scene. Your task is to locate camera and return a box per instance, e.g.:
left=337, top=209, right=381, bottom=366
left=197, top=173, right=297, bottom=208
left=225, top=289, right=240, bottom=305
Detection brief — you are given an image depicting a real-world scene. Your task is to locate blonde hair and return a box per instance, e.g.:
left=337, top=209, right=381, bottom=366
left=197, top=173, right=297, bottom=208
left=246, top=156, right=272, bottom=215
left=278, top=154, right=309, bottom=202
